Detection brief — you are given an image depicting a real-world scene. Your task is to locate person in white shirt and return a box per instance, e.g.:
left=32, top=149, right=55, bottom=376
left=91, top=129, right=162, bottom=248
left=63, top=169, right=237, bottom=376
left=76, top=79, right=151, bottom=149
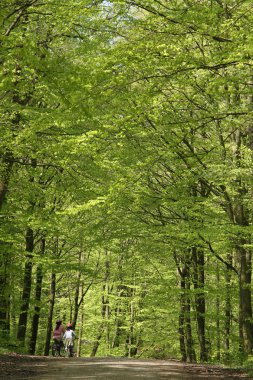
left=63, top=323, right=76, bottom=356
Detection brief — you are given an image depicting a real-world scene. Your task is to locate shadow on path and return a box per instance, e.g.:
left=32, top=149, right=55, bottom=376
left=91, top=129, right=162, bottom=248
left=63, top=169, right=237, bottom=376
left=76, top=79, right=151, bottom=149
left=7, top=357, right=251, bottom=380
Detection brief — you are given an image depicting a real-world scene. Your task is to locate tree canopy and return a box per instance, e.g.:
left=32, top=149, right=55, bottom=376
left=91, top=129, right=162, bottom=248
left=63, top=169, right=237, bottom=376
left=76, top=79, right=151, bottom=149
left=1, top=0, right=253, bottom=369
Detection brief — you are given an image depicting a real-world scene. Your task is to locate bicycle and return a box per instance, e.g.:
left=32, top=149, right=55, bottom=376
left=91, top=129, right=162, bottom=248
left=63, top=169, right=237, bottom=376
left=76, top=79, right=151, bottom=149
left=65, top=342, right=75, bottom=357
left=52, top=340, right=63, bottom=356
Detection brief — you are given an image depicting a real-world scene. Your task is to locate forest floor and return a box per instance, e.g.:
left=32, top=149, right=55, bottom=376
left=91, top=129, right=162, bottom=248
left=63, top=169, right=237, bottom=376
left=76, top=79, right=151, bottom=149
left=0, top=353, right=252, bottom=379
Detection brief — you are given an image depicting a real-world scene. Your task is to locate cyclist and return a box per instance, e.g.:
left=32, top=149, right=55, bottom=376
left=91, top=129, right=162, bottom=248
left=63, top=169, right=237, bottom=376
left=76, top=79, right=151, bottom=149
left=52, top=319, right=65, bottom=354
left=63, top=323, right=76, bottom=356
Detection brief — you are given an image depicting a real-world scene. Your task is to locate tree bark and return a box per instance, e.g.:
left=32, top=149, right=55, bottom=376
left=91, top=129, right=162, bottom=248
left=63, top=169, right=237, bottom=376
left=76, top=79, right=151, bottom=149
left=192, top=247, right=207, bottom=362
left=127, top=300, right=136, bottom=357
left=90, top=325, right=104, bottom=357
left=44, top=272, right=56, bottom=356
left=17, top=227, right=34, bottom=343
left=238, top=244, right=253, bottom=354
left=90, top=286, right=108, bottom=357
left=178, top=273, right=187, bottom=362
left=0, top=155, right=13, bottom=210
left=72, top=251, right=82, bottom=329
left=185, top=275, right=196, bottom=362
left=0, top=245, right=11, bottom=343
left=76, top=285, right=84, bottom=358
left=224, top=254, right=232, bottom=360
left=0, top=155, right=14, bottom=341
left=111, top=304, right=122, bottom=349
left=177, top=255, right=196, bottom=363
left=216, top=262, right=221, bottom=361
left=90, top=254, right=110, bottom=357
left=29, top=238, right=45, bottom=354
left=233, top=128, right=253, bottom=355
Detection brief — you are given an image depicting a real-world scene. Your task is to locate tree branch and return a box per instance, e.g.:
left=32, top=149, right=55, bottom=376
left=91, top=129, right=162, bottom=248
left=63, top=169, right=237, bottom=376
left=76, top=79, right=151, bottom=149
left=198, top=234, right=238, bottom=274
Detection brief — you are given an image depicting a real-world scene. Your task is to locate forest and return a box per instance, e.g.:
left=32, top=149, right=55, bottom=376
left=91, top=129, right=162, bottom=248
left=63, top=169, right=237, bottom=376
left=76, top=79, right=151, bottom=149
left=1, top=0, right=253, bottom=370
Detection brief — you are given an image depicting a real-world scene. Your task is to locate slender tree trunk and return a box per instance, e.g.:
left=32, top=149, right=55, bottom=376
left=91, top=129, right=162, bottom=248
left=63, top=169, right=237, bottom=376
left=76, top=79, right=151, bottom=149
left=178, top=273, right=187, bottom=362
left=0, top=177, right=9, bottom=209
left=185, top=276, right=196, bottom=362
left=216, top=262, right=221, bottom=361
left=127, top=285, right=145, bottom=358
left=0, top=149, right=14, bottom=343
left=105, top=277, right=110, bottom=352
left=17, top=227, right=34, bottom=343
left=111, top=255, right=125, bottom=350
left=235, top=125, right=253, bottom=355
left=72, top=251, right=82, bottom=329
left=127, top=300, right=136, bottom=357
left=0, top=247, right=11, bottom=343
left=0, top=155, right=13, bottom=210
left=232, top=128, right=253, bottom=355
left=90, top=254, right=110, bottom=357
left=77, top=285, right=84, bottom=358
left=221, top=188, right=253, bottom=356
left=29, top=238, right=45, bottom=354
left=90, top=288, right=107, bottom=357
left=44, top=272, right=56, bottom=356
left=17, top=157, right=37, bottom=344
left=90, top=325, right=104, bottom=357
left=0, top=156, right=14, bottom=341
left=192, top=247, right=207, bottom=362
left=111, top=304, right=122, bottom=349
left=177, top=256, right=196, bottom=363
left=224, top=254, right=232, bottom=360
left=238, top=244, right=253, bottom=354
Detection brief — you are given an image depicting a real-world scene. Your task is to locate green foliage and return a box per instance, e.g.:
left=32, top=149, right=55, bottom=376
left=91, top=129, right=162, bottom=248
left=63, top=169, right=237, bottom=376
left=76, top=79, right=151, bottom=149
left=1, top=0, right=253, bottom=369
left=243, top=355, right=253, bottom=378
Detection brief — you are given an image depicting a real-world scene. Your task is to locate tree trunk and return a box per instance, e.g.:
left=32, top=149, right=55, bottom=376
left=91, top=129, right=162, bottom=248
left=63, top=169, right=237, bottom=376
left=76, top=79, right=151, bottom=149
left=90, top=289, right=107, bottom=357
left=17, top=157, right=37, bottom=344
left=224, top=254, right=232, bottom=360
left=90, top=325, right=104, bottom=357
left=77, top=286, right=84, bottom=358
left=185, top=276, right=196, bottom=362
left=111, top=255, right=125, bottom=350
left=178, top=273, right=187, bottom=362
left=233, top=128, right=253, bottom=355
left=0, top=246, right=11, bottom=344
left=111, top=305, right=122, bottom=349
left=177, top=256, right=196, bottom=363
left=44, top=272, right=56, bottom=356
left=0, top=155, right=13, bottom=210
left=17, top=227, right=34, bottom=343
left=91, top=254, right=110, bottom=357
left=127, top=300, right=136, bottom=357
left=29, top=238, right=45, bottom=354
left=216, top=262, right=221, bottom=361
left=238, top=244, right=253, bottom=354
left=0, top=156, right=14, bottom=342
left=192, top=247, right=207, bottom=362
left=72, top=251, right=82, bottom=329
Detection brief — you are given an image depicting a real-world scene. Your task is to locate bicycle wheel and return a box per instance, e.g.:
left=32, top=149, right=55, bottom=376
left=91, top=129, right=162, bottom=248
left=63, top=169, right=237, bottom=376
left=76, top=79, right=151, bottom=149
left=66, top=344, right=73, bottom=357
left=52, top=342, right=61, bottom=357
left=52, top=344, right=57, bottom=356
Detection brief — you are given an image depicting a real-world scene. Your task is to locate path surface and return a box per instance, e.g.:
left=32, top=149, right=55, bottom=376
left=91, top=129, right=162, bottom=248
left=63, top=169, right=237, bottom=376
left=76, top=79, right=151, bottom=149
left=3, top=357, right=251, bottom=380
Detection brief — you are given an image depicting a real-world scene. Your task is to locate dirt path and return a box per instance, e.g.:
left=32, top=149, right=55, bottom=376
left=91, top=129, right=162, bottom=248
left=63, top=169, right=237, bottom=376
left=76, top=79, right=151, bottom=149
left=0, top=355, right=251, bottom=379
